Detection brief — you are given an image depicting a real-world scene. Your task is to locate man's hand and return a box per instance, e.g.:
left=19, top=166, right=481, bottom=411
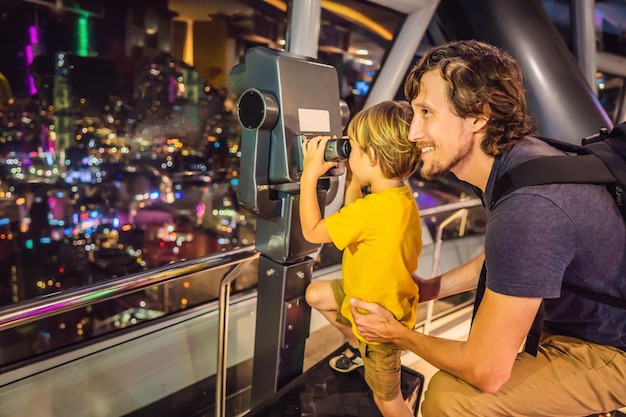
left=350, top=298, right=405, bottom=344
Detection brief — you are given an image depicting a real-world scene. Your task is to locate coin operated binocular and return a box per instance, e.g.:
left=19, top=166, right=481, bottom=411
left=230, top=47, right=351, bottom=403
left=230, top=46, right=350, bottom=261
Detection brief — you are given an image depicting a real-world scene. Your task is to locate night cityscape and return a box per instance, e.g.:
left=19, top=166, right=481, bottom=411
left=0, top=1, right=264, bottom=367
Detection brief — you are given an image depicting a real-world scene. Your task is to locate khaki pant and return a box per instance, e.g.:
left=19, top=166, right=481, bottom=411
left=421, top=334, right=626, bottom=416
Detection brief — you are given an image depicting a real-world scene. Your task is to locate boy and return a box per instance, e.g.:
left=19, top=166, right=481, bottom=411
left=299, top=100, right=422, bottom=417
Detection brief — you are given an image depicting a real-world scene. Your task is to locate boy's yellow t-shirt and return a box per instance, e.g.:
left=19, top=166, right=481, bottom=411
left=325, top=185, right=422, bottom=343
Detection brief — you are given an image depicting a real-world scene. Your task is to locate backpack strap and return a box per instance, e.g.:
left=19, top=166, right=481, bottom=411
left=561, top=282, right=626, bottom=309
left=490, top=154, right=617, bottom=209
left=586, top=139, right=626, bottom=215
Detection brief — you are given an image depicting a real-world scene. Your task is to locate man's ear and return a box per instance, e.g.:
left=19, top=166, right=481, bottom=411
left=471, top=116, right=488, bottom=133
left=471, top=104, right=490, bottom=132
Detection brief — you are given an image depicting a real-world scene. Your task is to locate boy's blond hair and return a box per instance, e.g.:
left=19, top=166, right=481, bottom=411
left=347, top=100, right=420, bottom=179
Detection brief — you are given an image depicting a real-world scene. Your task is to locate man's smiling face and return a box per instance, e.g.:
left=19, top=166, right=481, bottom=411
left=408, top=70, right=476, bottom=180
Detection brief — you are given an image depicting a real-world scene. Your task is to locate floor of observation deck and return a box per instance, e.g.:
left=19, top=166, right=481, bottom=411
left=247, top=340, right=424, bottom=417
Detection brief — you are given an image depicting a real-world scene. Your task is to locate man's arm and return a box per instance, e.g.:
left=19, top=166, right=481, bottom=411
left=351, top=289, right=540, bottom=393
left=300, top=136, right=336, bottom=244
left=414, top=252, right=485, bottom=302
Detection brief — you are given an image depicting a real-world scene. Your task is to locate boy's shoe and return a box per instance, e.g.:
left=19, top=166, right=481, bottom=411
left=329, top=345, right=364, bottom=373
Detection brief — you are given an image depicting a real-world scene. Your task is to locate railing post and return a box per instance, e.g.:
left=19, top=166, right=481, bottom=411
left=215, top=261, right=251, bottom=417
left=423, top=208, right=468, bottom=335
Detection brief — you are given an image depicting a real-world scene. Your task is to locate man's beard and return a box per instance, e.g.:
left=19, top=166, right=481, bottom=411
left=419, top=146, right=470, bottom=181
left=420, top=159, right=446, bottom=180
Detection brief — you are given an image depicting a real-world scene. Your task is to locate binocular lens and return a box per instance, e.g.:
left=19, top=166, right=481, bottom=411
left=324, top=138, right=351, bottom=162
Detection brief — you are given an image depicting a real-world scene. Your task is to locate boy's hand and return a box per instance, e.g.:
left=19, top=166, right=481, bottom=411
left=301, top=135, right=338, bottom=181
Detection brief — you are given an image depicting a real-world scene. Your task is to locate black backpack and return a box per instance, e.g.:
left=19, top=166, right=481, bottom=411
left=490, top=121, right=626, bottom=310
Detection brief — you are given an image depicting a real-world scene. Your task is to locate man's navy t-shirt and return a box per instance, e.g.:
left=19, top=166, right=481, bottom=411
left=482, top=137, right=626, bottom=350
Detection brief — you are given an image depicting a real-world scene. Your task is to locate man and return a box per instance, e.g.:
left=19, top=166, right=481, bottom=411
left=350, top=40, right=626, bottom=416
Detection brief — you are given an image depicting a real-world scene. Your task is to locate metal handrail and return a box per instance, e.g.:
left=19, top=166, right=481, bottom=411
left=418, top=198, right=482, bottom=216
left=216, top=253, right=260, bottom=417
left=0, top=245, right=259, bottom=332
left=423, top=207, right=472, bottom=335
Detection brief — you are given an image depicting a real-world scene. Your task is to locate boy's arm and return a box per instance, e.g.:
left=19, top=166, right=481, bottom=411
left=300, top=136, right=337, bottom=244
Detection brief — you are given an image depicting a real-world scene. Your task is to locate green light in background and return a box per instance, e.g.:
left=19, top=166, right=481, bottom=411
left=83, top=288, right=116, bottom=301
left=77, top=16, right=89, bottom=56
left=25, top=239, right=33, bottom=250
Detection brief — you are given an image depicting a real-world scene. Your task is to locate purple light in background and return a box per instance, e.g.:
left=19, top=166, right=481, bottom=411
left=26, top=26, right=38, bottom=95
left=25, top=46, right=36, bottom=94
left=29, top=26, right=38, bottom=44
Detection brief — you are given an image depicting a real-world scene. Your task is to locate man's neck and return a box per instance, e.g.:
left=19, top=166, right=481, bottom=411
left=452, top=140, right=495, bottom=193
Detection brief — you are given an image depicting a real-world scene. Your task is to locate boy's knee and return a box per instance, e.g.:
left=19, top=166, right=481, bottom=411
left=304, top=284, right=314, bottom=302
left=305, top=280, right=338, bottom=311
left=304, top=282, right=321, bottom=307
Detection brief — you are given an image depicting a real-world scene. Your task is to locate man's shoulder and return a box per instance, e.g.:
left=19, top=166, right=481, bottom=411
left=488, top=137, right=566, bottom=191
left=491, top=136, right=621, bottom=218
left=504, top=136, right=565, bottom=166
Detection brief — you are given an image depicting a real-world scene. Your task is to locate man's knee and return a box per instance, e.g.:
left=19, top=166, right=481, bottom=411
left=421, top=371, right=471, bottom=417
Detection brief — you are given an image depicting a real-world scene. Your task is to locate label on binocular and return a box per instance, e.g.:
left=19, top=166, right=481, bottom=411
left=298, top=108, right=331, bottom=132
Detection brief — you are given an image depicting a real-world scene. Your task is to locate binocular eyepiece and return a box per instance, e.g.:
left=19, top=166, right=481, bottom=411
left=324, top=137, right=351, bottom=162
left=298, top=134, right=351, bottom=165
